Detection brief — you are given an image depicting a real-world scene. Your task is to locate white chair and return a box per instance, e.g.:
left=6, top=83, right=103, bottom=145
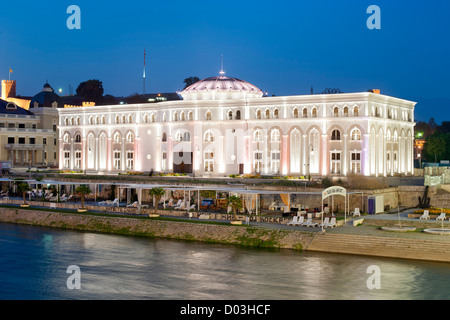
left=319, top=217, right=330, bottom=228
left=419, top=210, right=430, bottom=220
left=98, top=200, right=106, bottom=205
left=287, top=216, right=299, bottom=226
left=171, top=199, right=182, bottom=208
left=436, top=212, right=446, bottom=221
left=127, top=201, right=138, bottom=208
left=352, top=208, right=361, bottom=217
left=302, top=218, right=317, bottom=227
left=326, top=217, right=337, bottom=228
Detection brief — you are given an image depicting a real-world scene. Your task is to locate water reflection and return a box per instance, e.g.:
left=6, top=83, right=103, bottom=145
left=0, top=223, right=449, bottom=300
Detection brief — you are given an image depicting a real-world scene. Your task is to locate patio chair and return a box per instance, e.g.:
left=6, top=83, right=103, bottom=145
left=127, top=201, right=138, bottom=208
left=98, top=200, right=107, bottom=205
left=352, top=208, right=361, bottom=217
left=419, top=210, right=430, bottom=220
left=171, top=199, right=182, bottom=208
left=326, top=217, right=337, bottom=228
left=436, top=212, right=447, bottom=221
left=175, top=201, right=186, bottom=210
left=319, top=217, right=330, bottom=228
left=302, top=218, right=317, bottom=227
left=287, top=216, right=299, bottom=226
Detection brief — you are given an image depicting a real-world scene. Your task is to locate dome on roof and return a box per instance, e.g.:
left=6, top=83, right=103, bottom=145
left=29, top=83, right=64, bottom=108
left=180, top=74, right=264, bottom=100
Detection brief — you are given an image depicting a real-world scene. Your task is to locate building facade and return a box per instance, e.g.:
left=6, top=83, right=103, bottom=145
left=58, top=74, right=416, bottom=177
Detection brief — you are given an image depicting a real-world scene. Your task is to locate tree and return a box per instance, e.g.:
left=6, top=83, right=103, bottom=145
left=76, top=80, right=104, bottom=104
left=75, top=185, right=91, bottom=211
left=149, top=188, right=165, bottom=216
left=226, top=195, right=243, bottom=222
left=17, top=182, right=31, bottom=206
left=183, top=76, right=200, bottom=89
left=425, top=133, right=447, bottom=163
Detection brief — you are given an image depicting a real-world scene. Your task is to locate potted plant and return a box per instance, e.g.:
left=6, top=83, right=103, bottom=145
left=226, top=195, right=243, bottom=225
left=149, top=187, right=165, bottom=217
left=75, top=185, right=91, bottom=212
left=17, top=182, right=31, bottom=207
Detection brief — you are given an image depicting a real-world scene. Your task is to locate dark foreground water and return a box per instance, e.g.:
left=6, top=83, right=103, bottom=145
left=0, top=222, right=449, bottom=300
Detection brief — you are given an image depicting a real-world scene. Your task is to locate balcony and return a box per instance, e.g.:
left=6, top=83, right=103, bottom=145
left=5, top=144, right=46, bottom=151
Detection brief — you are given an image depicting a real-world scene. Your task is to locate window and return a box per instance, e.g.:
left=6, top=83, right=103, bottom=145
left=114, top=151, right=121, bottom=170
left=74, top=134, right=81, bottom=143
left=162, top=133, right=167, bottom=142
left=181, top=112, right=186, bottom=122
left=333, top=107, right=339, bottom=117
left=331, top=152, right=341, bottom=174
left=350, top=128, right=361, bottom=141
left=353, top=106, right=359, bottom=117
left=344, top=107, right=349, bottom=117
left=254, top=130, right=263, bottom=142
left=18, top=123, right=25, bottom=128
left=126, top=152, right=134, bottom=170
left=115, top=115, right=120, bottom=124
left=8, top=123, right=15, bottom=128
left=30, top=138, right=35, bottom=145
left=293, top=108, right=299, bottom=118
left=126, top=132, right=134, bottom=143
left=312, top=108, right=317, bottom=118
left=303, top=108, right=308, bottom=118
left=188, top=112, right=194, bottom=121
left=173, top=112, right=178, bottom=122
left=256, top=110, right=262, bottom=120
left=271, top=151, right=281, bottom=173
left=151, top=114, right=156, bottom=123
left=206, top=111, right=212, bottom=121
left=43, top=138, right=47, bottom=145
left=350, top=152, right=361, bottom=174
left=204, top=130, right=214, bottom=142
left=162, top=152, right=167, bottom=171
left=273, top=109, right=279, bottom=119
left=235, top=110, right=241, bottom=120
left=7, top=137, right=14, bottom=144
left=204, top=152, right=214, bottom=172
left=331, top=129, right=341, bottom=141
left=64, top=151, right=70, bottom=169
left=271, top=129, right=281, bottom=142
left=228, top=111, right=233, bottom=120
left=53, top=124, right=57, bottom=131
left=18, top=137, right=25, bottom=144
left=75, top=151, right=82, bottom=169
left=254, top=151, right=263, bottom=173
left=265, top=110, right=270, bottom=119
left=183, top=132, right=191, bottom=142
left=114, top=132, right=122, bottom=143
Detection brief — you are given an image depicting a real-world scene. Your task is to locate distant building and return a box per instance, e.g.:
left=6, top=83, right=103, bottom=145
left=58, top=71, right=417, bottom=177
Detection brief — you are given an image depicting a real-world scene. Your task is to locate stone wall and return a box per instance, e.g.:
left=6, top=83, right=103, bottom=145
left=0, top=208, right=316, bottom=251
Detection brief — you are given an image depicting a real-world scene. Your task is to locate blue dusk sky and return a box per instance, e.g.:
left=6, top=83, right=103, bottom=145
left=0, top=0, right=449, bottom=122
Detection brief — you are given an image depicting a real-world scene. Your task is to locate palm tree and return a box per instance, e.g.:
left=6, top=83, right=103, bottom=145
left=226, top=195, right=243, bottom=222
left=75, top=185, right=91, bottom=211
left=17, top=182, right=31, bottom=206
left=149, top=188, right=165, bottom=216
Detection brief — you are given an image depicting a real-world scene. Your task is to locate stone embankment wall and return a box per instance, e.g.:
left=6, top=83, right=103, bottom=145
left=0, top=208, right=315, bottom=251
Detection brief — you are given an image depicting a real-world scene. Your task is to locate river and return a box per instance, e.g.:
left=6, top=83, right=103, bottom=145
left=0, top=222, right=449, bottom=300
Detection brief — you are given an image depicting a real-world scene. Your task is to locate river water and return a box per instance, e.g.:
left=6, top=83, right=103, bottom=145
left=0, top=222, right=449, bottom=300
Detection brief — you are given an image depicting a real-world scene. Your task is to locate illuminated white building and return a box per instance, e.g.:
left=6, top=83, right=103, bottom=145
left=57, top=73, right=416, bottom=177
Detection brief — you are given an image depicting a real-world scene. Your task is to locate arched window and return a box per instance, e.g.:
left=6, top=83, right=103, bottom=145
left=265, top=109, right=270, bottom=119
left=351, top=128, right=361, bottom=141
left=353, top=106, right=359, bottom=116
left=206, top=111, right=212, bottom=121
left=188, top=111, right=194, bottom=121
left=64, top=117, right=69, bottom=126
left=183, top=132, right=191, bottom=142
left=95, top=116, right=99, bottom=125
left=386, top=129, right=392, bottom=141
left=76, top=117, right=80, bottom=125
left=126, top=132, right=134, bottom=143
left=173, top=112, right=178, bottom=122
left=228, top=110, right=233, bottom=120
left=331, top=129, right=341, bottom=141
left=235, top=110, right=241, bottom=120
left=89, top=116, right=94, bottom=125
left=162, top=133, right=167, bottom=142
left=151, top=113, right=156, bottom=123
left=181, top=112, right=186, bottom=121
left=122, top=115, right=126, bottom=123
left=74, top=134, right=82, bottom=143
left=115, top=115, right=120, bottom=124
left=312, top=108, right=317, bottom=118
left=344, top=107, right=349, bottom=117
left=256, top=110, right=262, bottom=120
left=63, top=133, right=70, bottom=144
left=393, top=130, right=398, bottom=142
left=273, top=109, right=279, bottom=119
left=143, top=114, right=149, bottom=123
left=113, top=132, right=122, bottom=143
left=204, top=130, right=214, bottom=142
left=271, top=129, right=281, bottom=142
left=254, top=130, right=263, bottom=142
left=293, top=108, right=299, bottom=118
left=302, top=108, right=308, bottom=118
left=176, top=131, right=183, bottom=142
left=101, top=116, right=106, bottom=124
left=333, top=107, right=339, bottom=117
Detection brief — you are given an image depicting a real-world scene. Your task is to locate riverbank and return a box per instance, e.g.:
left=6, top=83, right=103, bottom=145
left=1, top=207, right=449, bottom=263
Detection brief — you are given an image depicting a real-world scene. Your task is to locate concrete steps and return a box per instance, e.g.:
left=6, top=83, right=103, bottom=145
left=306, top=233, right=450, bottom=262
